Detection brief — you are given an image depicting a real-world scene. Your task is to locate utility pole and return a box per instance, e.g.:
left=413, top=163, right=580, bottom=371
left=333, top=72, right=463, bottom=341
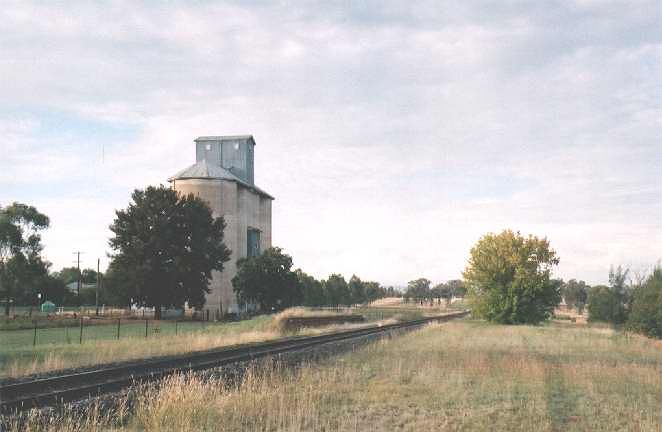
left=96, top=258, right=100, bottom=316
left=73, top=251, right=83, bottom=297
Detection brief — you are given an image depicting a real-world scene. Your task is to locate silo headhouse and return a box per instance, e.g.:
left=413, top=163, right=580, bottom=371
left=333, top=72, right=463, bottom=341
left=169, top=135, right=273, bottom=316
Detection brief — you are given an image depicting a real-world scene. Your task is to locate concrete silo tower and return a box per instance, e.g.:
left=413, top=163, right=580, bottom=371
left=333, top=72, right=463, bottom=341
left=168, top=135, right=273, bottom=316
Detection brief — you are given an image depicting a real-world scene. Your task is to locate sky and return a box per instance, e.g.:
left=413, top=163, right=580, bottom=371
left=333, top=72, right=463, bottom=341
left=1, top=0, right=660, bottom=287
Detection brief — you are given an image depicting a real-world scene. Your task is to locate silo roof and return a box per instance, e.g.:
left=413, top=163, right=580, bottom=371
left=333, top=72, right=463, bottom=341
left=168, top=160, right=274, bottom=199
left=194, top=135, right=255, bottom=144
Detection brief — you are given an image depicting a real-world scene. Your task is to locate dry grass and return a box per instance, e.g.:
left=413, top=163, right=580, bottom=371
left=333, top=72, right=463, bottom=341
left=2, top=321, right=281, bottom=379
left=14, top=319, right=662, bottom=431
left=1, top=308, right=403, bottom=379
left=369, top=297, right=466, bottom=310
left=268, top=307, right=364, bottom=332
left=553, top=306, right=588, bottom=325
left=271, top=307, right=352, bottom=319
left=370, top=297, right=404, bottom=307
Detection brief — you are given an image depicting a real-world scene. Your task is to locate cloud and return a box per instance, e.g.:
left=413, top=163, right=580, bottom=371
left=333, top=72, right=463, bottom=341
left=0, top=0, right=660, bottom=285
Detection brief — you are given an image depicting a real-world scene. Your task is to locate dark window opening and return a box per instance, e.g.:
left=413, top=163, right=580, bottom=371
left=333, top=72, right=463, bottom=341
left=247, top=229, right=261, bottom=257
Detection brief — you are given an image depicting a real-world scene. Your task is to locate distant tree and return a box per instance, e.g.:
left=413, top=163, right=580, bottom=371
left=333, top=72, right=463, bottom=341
left=364, top=281, right=384, bottom=303
left=610, top=265, right=632, bottom=314
left=56, top=267, right=81, bottom=286
left=440, top=284, right=454, bottom=304
left=233, top=247, right=302, bottom=311
left=431, top=283, right=444, bottom=303
left=587, top=266, right=632, bottom=324
left=406, top=278, right=431, bottom=302
left=109, top=185, right=231, bottom=319
left=562, top=279, right=589, bottom=314
left=587, top=285, right=621, bottom=323
left=101, top=260, right=134, bottom=306
left=0, top=203, right=50, bottom=315
left=324, top=274, right=351, bottom=306
left=55, top=267, right=99, bottom=297
left=447, top=279, right=466, bottom=298
left=297, top=270, right=325, bottom=307
left=348, top=275, right=367, bottom=305
left=81, top=269, right=99, bottom=285
left=385, top=286, right=397, bottom=297
left=627, top=266, right=662, bottom=338
left=39, top=272, right=66, bottom=305
left=463, top=230, right=561, bottom=324
left=430, top=280, right=465, bottom=306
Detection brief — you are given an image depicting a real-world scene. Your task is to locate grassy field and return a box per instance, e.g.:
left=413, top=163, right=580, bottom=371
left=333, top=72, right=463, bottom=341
left=16, top=319, right=662, bottom=431
left=0, top=316, right=275, bottom=379
left=2, top=319, right=211, bottom=350
left=0, top=307, right=427, bottom=379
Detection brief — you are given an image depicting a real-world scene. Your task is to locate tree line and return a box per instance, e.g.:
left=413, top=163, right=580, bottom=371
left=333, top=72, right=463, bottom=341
left=230, top=246, right=397, bottom=311
left=5, top=196, right=662, bottom=340
left=1, top=189, right=398, bottom=317
left=577, top=265, right=662, bottom=338
left=0, top=203, right=52, bottom=314
left=402, top=278, right=466, bottom=305
left=537, top=264, right=662, bottom=339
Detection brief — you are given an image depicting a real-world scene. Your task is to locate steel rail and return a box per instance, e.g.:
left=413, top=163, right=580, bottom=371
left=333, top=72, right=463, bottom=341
left=0, top=310, right=469, bottom=414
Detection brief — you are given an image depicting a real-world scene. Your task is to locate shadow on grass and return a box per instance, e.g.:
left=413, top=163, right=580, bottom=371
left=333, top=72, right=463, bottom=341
left=543, top=359, right=581, bottom=431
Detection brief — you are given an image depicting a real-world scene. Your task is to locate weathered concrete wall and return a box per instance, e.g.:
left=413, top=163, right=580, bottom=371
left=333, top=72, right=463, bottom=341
left=172, top=178, right=271, bottom=314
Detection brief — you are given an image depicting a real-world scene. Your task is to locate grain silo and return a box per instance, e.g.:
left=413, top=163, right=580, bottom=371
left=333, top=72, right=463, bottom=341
left=168, top=135, right=273, bottom=316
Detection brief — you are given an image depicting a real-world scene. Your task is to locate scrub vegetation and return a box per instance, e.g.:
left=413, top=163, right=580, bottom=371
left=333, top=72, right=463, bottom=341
left=12, top=320, right=662, bottom=431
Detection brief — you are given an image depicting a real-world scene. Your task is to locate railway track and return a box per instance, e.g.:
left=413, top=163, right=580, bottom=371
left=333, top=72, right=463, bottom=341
left=0, top=310, right=469, bottom=414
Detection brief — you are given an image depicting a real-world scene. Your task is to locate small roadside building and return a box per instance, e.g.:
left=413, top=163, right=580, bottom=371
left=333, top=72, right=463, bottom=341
left=40, top=301, right=56, bottom=313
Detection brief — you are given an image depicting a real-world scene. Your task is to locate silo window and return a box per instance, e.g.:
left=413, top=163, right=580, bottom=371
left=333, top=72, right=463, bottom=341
left=247, top=229, right=261, bottom=257
left=205, top=144, right=211, bottom=151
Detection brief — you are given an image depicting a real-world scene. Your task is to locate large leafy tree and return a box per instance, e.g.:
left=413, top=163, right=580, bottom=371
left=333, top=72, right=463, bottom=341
left=232, top=247, right=302, bottom=311
left=109, top=185, right=230, bottom=319
left=0, top=203, right=50, bottom=315
left=464, top=230, right=561, bottom=324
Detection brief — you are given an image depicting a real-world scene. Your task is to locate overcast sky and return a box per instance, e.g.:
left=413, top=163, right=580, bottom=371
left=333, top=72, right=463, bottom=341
left=1, top=1, right=660, bottom=286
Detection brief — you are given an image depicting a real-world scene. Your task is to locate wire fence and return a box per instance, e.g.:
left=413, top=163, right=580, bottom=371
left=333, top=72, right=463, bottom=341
left=2, top=318, right=215, bottom=350
left=9, top=306, right=191, bottom=319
